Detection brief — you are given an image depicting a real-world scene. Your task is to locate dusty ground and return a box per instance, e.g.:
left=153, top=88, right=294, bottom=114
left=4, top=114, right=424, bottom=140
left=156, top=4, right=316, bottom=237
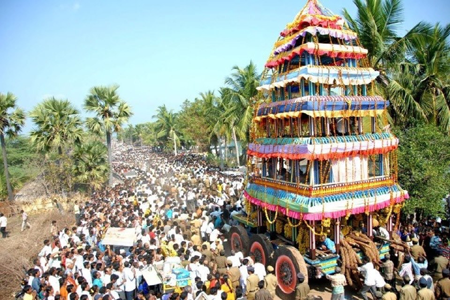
left=0, top=209, right=74, bottom=300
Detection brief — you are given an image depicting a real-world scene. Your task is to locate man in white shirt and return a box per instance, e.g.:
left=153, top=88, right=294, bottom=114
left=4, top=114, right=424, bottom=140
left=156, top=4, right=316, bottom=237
left=48, top=267, right=61, bottom=296
left=189, top=246, right=202, bottom=260
left=59, top=228, right=70, bottom=248
left=71, top=229, right=81, bottom=245
left=141, top=229, right=150, bottom=246
left=73, top=249, right=84, bottom=274
left=0, top=213, right=7, bottom=238
left=80, top=282, right=93, bottom=300
left=102, top=267, right=112, bottom=286
left=122, top=262, right=136, bottom=300
left=187, top=256, right=201, bottom=283
left=200, top=217, right=209, bottom=240
left=227, top=250, right=241, bottom=268
left=82, top=261, right=93, bottom=286
left=197, top=258, right=210, bottom=282
left=358, top=257, right=377, bottom=300
left=39, top=240, right=52, bottom=258
left=239, top=258, right=250, bottom=293
left=209, top=228, right=221, bottom=243
left=253, top=261, right=267, bottom=281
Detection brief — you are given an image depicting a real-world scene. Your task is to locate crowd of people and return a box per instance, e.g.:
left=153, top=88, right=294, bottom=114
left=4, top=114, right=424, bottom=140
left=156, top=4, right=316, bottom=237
left=353, top=219, right=450, bottom=300
left=14, top=144, right=450, bottom=300
left=17, top=146, right=292, bottom=300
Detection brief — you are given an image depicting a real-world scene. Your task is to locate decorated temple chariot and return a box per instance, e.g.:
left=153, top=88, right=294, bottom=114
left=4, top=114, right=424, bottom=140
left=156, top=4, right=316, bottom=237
left=225, top=0, right=409, bottom=298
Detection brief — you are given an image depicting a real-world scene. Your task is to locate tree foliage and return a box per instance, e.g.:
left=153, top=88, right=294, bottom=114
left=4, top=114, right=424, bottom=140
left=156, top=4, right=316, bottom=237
left=177, top=98, right=214, bottom=152
left=0, top=136, right=39, bottom=199
left=0, top=92, right=26, bottom=200
left=72, top=141, right=109, bottom=192
left=396, top=124, right=450, bottom=217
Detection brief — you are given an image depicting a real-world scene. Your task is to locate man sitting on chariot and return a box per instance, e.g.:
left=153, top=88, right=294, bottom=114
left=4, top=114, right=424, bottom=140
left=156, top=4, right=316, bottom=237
left=317, top=234, right=336, bottom=254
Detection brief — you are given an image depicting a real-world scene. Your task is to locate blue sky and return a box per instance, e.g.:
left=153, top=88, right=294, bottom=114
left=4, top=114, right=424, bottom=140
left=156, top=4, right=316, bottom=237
left=1, top=0, right=449, bottom=133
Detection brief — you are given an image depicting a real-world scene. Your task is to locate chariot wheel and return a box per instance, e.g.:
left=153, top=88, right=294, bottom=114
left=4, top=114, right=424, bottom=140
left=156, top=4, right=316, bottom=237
left=226, top=225, right=250, bottom=257
left=249, top=234, right=274, bottom=266
left=274, top=246, right=308, bottom=300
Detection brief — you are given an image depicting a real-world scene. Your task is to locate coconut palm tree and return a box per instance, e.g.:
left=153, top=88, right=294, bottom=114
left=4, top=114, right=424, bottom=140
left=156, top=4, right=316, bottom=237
left=134, top=124, right=147, bottom=147
left=387, top=23, right=450, bottom=131
left=344, top=0, right=450, bottom=132
left=0, top=92, right=26, bottom=200
left=84, top=85, right=133, bottom=185
left=221, top=61, right=260, bottom=166
left=343, top=0, right=405, bottom=77
left=136, top=122, right=159, bottom=147
left=200, top=90, right=222, bottom=154
left=30, top=97, right=83, bottom=155
left=153, top=105, right=181, bottom=155
left=120, top=124, right=135, bottom=145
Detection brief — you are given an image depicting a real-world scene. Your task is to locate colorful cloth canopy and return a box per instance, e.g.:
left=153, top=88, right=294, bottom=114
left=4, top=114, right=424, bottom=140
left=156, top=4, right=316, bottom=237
left=244, top=183, right=408, bottom=221
left=255, top=96, right=388, bottom=120
left=258, top=66, right=379, bottom=91
left=267, top=42, right=367, bottom=68
left=274, top=27, right=358, bottom=55
left=248, top=135, right=398, bottom=160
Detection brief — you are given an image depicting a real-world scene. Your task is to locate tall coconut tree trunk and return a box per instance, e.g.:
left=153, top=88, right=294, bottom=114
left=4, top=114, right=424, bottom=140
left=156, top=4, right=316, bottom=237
left=232, top=127, right=240, bottom=167
left=106, top=130, right=113, bottom=186
left=224, top=136, right=229, bottom=163
left=219, top=136, right=224, bottom=169
left=173, top=130, right=178, bottom=155
left=213, top=142, right=218, bottom=156
left=0, top=133, right=13, bottom=201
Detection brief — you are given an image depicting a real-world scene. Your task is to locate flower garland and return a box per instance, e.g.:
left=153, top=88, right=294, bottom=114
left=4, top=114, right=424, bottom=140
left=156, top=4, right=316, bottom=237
left=286, top=205, right=303, bottom=228
left=264, top=206, right=278, bottom=225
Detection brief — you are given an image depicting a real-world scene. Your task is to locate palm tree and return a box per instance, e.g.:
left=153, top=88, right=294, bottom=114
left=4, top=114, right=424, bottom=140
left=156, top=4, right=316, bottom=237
left=142, top=122, right=159, bottom=147
left=215, top=89, right=234, bottom=165
left=121, top=124, right=135, bottom=145
left=72, top=141, right=109, bottom=193
left=84, top=85, right=133, bottom=185
left=387, top=23, right=450, bottom=131
left=221, top=61, right=260, bottom=166
left=153, top=105, right=181, bottom=155
left=30, top=97, right=83, bottom=155
left=343, top=0, right=405, bottom=77
left=200, top=90, right=222, bottom=154
left=0, top=92, right=26, bottom=201
left=344, top=0, right=450, bottom=132
left=134, top=124, right=147, bottom=146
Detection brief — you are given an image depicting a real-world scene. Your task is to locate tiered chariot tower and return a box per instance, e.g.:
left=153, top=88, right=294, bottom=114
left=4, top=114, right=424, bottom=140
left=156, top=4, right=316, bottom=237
left=229, top=0, right=409, bottom=297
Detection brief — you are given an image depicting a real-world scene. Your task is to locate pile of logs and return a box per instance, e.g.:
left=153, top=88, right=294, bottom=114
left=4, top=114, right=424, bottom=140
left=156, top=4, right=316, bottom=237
left=338, top=232, right=411, bottom=290
left=347, top=233, right=381, bottom=265
left=339, top=238, right=362, bottom=289
left=339, top=233, right=384, bottom=289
